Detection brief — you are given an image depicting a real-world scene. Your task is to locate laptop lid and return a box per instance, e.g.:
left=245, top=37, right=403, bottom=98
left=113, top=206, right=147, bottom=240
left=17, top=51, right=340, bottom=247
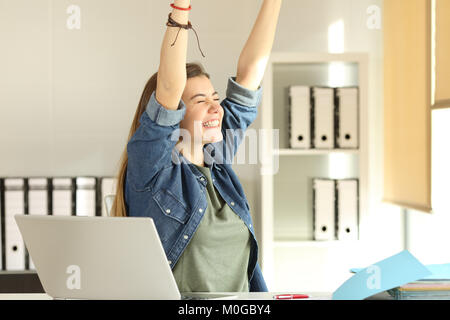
left=14, top=215, right=181, bottom=300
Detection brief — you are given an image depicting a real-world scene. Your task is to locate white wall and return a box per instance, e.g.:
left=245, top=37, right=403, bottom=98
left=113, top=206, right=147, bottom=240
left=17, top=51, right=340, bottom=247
left=0, top=0, right=406, bottom=290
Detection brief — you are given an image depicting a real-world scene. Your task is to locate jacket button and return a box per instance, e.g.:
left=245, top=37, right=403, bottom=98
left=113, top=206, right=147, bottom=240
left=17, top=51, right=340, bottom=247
left=231, top=201, right=235, bottom=206
left=200, top=177, right=205, bottom=181
left=183, top=235, right=188, bottom=240
left=165, top=209, right=171, bottom=214
left=168, top=260, right=172, bottom=265
left=199, top=208, right=203, bottom=213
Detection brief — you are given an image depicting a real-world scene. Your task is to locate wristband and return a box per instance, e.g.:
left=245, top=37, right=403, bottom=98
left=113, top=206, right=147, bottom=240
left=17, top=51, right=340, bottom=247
left=170, top=3, right=192, bottom=11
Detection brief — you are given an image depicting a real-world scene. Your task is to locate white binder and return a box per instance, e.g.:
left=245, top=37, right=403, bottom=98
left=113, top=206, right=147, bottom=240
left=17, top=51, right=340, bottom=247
left=289, top=86, right=311, bottom=149
left=76, top=177, right=96, bottom=217
left=52, top=178, right=73, bottom=216
left=312, top=87, right=334, bottom=149
left=336, top=179, right=359, bottom=240
left=313, top=178, right=336, bottom=241
left=4, top=178, right=25, bottom=270
left=27, top=178, right=48, bottom=270
left=336, top=87, right=359, bottom=149
left=101, top=177, right=117, bottom=217
left=0, top=179, right=3, bottom=269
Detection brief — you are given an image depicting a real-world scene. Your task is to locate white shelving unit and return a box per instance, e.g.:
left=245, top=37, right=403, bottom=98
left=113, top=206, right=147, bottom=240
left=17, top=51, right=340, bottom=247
left=259, top=52, right=369, bottom=291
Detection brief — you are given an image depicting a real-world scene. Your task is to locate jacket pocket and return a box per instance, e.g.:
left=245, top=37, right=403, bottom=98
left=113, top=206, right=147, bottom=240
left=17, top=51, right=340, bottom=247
left=153, top=189, right=190, bottom=224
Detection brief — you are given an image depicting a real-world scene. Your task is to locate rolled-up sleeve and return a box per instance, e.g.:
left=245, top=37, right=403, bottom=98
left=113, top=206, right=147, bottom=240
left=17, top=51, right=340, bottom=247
left=226, top=76, right=263, bottom=108
left=126, top=91, right=186, bottom=190
left=145, top=91, right=186, bottom=126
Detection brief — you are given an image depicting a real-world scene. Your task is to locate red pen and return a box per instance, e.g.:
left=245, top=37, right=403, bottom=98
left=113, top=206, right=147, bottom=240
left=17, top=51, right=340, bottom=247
left=273, top=294, right=309, bottom=300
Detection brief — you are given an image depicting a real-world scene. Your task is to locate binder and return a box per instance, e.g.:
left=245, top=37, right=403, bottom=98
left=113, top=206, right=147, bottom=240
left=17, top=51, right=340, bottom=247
left=312, top=87, right=334, bottom=149
left=4, top=178, right=25, bottom=270
left=28, top=178, right=49, bottom=216
left=52, top=178, right=73, bottom=216
left=335, top=87, right=359, bottom=149
left=313, top=178, right=336, bottom=241
left=27, top=178, right=49, bottom=270
left=76, top=177, right=97, bottom=216
left=336, top=179, right=359, bottom=240
left=0, top=179, right=4, bottom=270
left=101, top=177, right=117, bottom=216
left=289, top=86, right=311, bottom=149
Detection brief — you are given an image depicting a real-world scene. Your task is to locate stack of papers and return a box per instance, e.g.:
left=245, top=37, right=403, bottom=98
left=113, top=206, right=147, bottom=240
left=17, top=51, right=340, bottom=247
left=333, top=250, right=450, bottom=300
left=387, top=280, right=450, bottom=300
left=386, top=263, right=450, bottom=300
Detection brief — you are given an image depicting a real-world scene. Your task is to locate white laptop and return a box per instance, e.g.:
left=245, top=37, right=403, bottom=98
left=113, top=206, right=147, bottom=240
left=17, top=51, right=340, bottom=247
left=14, top=215, right=236, bottom=300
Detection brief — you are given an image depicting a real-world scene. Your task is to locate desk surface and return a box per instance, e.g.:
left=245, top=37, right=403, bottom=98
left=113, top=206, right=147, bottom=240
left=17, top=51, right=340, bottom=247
left=0, top=292, right=394, bottom=300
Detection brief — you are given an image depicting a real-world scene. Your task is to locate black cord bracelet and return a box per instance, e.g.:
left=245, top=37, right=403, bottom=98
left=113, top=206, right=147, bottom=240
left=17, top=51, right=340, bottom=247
left=166, top=13, right=206, bottom=58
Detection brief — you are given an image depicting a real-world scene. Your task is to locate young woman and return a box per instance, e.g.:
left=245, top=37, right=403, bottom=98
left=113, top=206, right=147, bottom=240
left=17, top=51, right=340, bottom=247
left=111, top=0, right=282, bottom=293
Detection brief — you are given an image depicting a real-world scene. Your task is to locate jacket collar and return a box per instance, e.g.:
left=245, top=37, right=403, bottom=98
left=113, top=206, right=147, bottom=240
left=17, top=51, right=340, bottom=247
left=170, top=143, right=222, bottom=172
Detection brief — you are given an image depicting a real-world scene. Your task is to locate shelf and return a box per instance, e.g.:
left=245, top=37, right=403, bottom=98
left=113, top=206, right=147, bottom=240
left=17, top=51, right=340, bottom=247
left=0, top=271, right=44, bottom=293
left=260, top=52, right=369, bottom=290
left=274, top=149, right=359, bottom=156
left=0, top=270, right=37, bottom=275
left=273, top=240, right=361, bottom=248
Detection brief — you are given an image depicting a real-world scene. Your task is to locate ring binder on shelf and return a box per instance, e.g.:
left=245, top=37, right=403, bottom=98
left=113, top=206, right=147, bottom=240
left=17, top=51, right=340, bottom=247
left=0, top=175, right=119, bottom=270
left=335, top=87, right=359, bottom=149
left=0, top=179, right=4, bottom=270
left=336, top=179, right=359, bottom=240
left=4, top=178, right=25, bottom=271
left=76, top=177, right=97, bottom=217
left=289, top=86, right=311, bottom=149
left=313, top=178, right=336, bottom=241
left=312, top=87, right=335, bottom=149
left=27, top=178, right=49, bottom=270
left=52, top=178, right=73, bottom=216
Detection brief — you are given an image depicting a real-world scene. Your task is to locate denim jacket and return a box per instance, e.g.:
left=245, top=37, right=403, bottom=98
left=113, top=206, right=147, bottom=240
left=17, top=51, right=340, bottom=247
left=125, top=76, right=268, bottom=292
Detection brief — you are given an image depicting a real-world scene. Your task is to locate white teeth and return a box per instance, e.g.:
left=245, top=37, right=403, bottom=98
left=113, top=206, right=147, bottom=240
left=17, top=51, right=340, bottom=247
left=203, top=120, right=219, bottom=128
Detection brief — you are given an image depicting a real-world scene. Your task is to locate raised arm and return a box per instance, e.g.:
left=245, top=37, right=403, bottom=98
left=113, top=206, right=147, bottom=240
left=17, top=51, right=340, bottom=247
left=235, top=0, right=282, bottom=91
left=156, top=0, right=191, bottom=110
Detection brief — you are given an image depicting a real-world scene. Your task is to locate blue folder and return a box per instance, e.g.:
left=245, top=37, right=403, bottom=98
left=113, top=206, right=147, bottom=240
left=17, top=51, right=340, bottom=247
left=333, top=250, right=432, bottom=300
left=350, top=262, right=450, bottom=280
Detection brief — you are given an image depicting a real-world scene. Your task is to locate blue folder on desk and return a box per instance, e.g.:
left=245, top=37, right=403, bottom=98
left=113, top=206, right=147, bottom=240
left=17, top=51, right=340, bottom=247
left=332, top=250, right=432, bottom=300
left=350, top=262, right=450, bottom=281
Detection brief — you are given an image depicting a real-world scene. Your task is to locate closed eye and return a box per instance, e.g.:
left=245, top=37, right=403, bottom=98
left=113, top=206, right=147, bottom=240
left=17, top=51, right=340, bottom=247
left=197, top=99, right=220, bottom=104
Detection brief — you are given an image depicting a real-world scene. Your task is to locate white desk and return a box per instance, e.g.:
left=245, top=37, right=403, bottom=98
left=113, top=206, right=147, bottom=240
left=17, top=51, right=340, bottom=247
left=0, top=292, right=330, bottom=300
left=0, top=292, right=393, bottom=300
left=0, top=294, right=53, bottom=300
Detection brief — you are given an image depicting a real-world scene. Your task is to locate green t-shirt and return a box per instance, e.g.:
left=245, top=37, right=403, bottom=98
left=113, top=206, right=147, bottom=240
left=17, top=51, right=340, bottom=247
left=172, top=164, right=251, bottom=293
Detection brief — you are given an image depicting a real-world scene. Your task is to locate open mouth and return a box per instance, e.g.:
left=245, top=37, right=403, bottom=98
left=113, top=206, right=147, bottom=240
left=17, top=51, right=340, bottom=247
left=202, top=119, right=220, bottom=129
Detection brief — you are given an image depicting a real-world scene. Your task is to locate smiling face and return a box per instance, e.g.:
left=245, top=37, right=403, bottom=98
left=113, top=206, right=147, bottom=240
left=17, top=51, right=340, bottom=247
left=180, top=75, right=224, bottom=145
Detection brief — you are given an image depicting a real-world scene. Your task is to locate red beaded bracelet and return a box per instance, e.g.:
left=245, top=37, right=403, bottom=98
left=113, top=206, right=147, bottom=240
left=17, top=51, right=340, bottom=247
left=170, top=3, right=192, bottom=11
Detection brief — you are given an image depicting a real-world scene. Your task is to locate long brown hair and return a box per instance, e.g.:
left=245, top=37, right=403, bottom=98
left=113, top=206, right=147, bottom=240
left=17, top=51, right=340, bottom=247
left=111, top=62, right=210, bottom=217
